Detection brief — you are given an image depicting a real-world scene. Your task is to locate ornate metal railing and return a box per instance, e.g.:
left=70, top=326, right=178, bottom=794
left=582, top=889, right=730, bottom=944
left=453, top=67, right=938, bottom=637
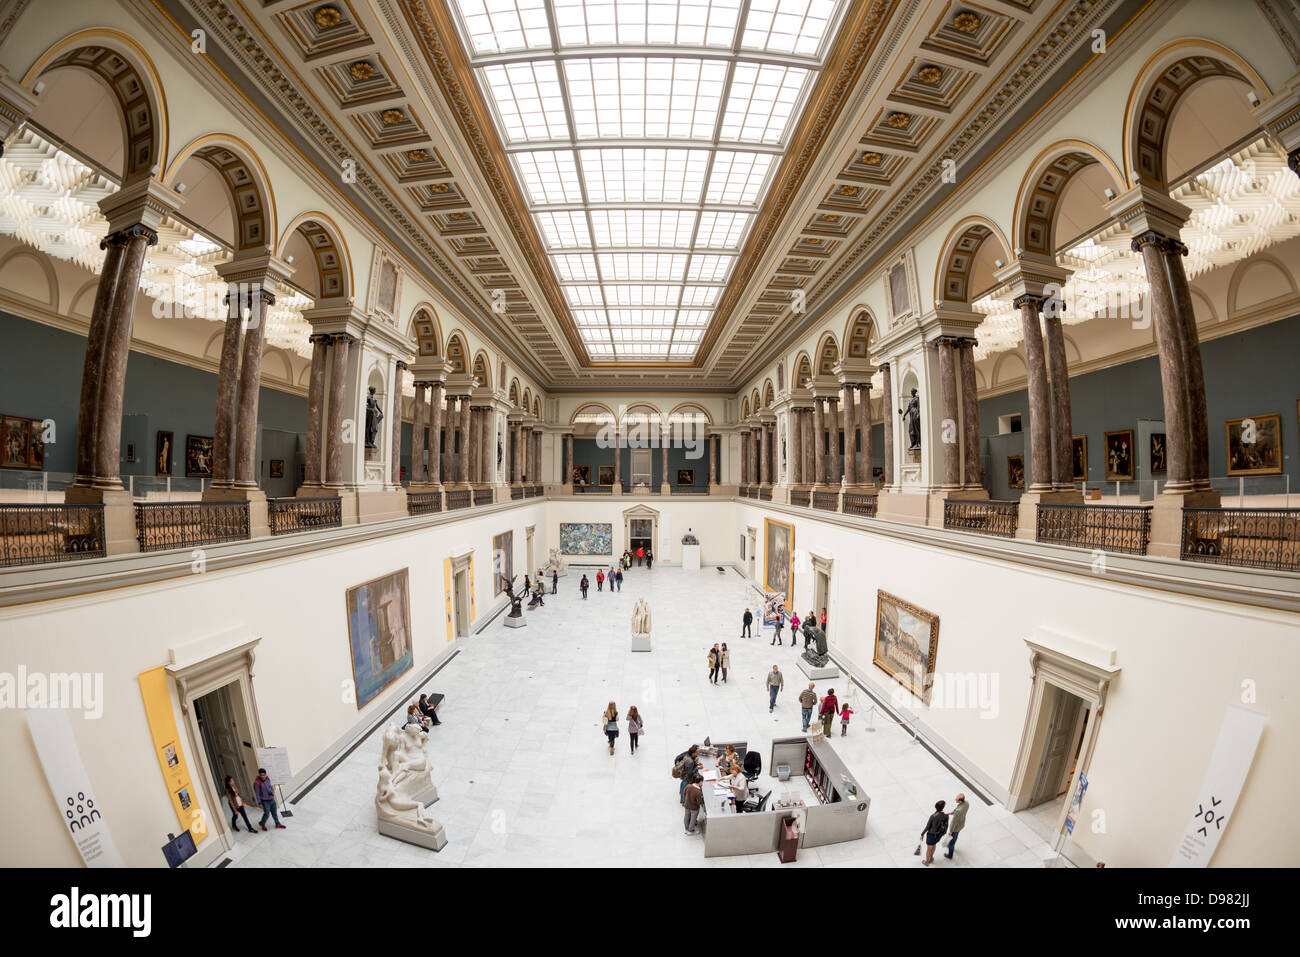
left=268, top=497, right=341, bottom=536
left=671, top=485, right=709, bottom=495
left=789, top=489, right=811, bottom=508
left=1181, top=507, right=1300, bottom=572
left=0, top=503, right=106, bottom=567
left=511, top=485, right=524, bottom=500
left=739, top=485, right=755, bottom=499
left=473, top=487, right=494, bottom=506
left=1036, top=503, right=1151, bottom=555
left=573, top=484, right=612, bottom=494
left=444, top=488, right=471, bottom=511
left=812, top=490, right=838, bottom=511
left=758, top=486, right=773, bottom=501
left=524, top=484, right=543, bottom=498
left=842, top=493, right=878, bottom=518
left=944, top=499, right=1018, bottom=538
left=135, top=500, right=250, bottom=552
left=407, top=491, right=443, bottom=515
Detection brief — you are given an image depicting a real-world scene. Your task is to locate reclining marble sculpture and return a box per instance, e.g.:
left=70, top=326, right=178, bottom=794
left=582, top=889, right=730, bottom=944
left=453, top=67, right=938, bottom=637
left=375, top=723, right=446, bottom=849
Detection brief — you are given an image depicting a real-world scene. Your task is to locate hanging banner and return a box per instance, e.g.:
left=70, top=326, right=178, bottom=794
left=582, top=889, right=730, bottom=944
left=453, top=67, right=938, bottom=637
left=443, top=558, right=454, bottom=642
left=26, top=707, right=124, bottom=867
left=138, top=666, right=208, bottom=843
left=1169, top=704, right=1266, bottom=867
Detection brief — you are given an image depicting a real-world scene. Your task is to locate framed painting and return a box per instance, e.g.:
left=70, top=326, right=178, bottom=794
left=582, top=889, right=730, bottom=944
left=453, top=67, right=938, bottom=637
left=675, top=468, right=695, bottom=486
left=1007, top=455, right=1025, bottom=490
left=1149, top=432, right=1167, bottom=475
left=1, top=416, right=29, bottom=468
left=1071, top=435, right=1087, bottom=482
left=185, top=434, right=214, bottom=478
left=269, top=459, right=285, bottom=478
left=156, top=430, right=173, bottom=477
left=560, top=522, right=612, bottom=555
left=597, top=465, right=615, bottom=486
left=492, top=529, right=514, bottom=596
left=572, top=464, right=591, bottom=486
left=873, top=590, right=940, bottom=705
left=1225, top=414, right=1282, bottom=476
left=1104, top=429, right=1134, bottom=481
left=763, top=517, right=794, bottom=610
left=28, top=418, right=44, bottom=469
left=345, top=568, right=413, bottom=710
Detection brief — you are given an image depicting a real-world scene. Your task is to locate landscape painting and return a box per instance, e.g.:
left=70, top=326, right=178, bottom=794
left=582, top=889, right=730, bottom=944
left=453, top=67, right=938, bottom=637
left=560, top=522, right=612, bottom=555
left=873, top=590, right=940, bottom=704
left=345, top=568, right=413, bottom=709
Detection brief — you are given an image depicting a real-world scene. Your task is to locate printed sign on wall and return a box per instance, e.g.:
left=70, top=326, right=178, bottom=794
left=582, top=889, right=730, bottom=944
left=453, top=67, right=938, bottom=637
left=139, top=666, right=208, bottom=843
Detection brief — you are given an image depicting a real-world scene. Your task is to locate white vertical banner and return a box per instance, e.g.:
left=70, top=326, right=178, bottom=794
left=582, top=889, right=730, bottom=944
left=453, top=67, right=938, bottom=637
left=1169, top=704, right=1266, bottom=867
left=660, top=512, right=670, bottom=554
left=26, top=708, right=125, bottom=867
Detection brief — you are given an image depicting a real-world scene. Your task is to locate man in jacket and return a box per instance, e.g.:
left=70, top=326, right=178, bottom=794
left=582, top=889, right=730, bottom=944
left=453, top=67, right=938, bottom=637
left=254, top=769, right=286, bottom=831
left=819, top=688, right=839, bottom=737
left=683, top=773, right=705, bottom=834
left=676, top=745, right=699, bottom=805
left=767, top=665, right=784, bottom=712
left=945, top=793, right=969, bottom=859
left=742, top=607, right=753, bottom=638
left=798, top=682, right=817, bottom=731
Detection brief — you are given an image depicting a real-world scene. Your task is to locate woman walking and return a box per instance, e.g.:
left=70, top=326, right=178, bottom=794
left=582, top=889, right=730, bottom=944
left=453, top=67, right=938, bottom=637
left=819, top=687, right=839, bottom=737
left=719, top=643, right=731, bottom=683
left=615, top=567, right=623, bottom=591
left=224, top=776, right=257, bottom=834
left=596, top=568, right=604, bottom=591
left=627, top=705, right=644, bottom=754
left=707, top=645, right=720, bottom=684
left=580, top=574, right=589, bottom=599
left=790, top=611, right=801, bottom=647
left=602, top=701, right=619, bottom=756
left=608, top=567, right=616, bottom=594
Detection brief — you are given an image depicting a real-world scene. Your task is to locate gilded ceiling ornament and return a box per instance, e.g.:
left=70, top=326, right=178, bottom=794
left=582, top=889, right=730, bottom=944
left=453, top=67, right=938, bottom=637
left=313, top=5, right=342, bottom=29
left=917, top=65, right=943, bottom=84
left=839, top=184, right=860, bottom=195
left=449, top=212, right=469, bottom=220
left=349, top=61, right=376, bottom=81
left=953, top=11, right=981, bottom=33
left=792, top=258, right=807, bottom=264
left=430, top=183, right=449, bottom=193
left=860, top=151, right=883, bottom=165
left=886, top=112, right=911, bottom=128
left=821, top=214, right=839, bottom=222
left=381, top=109, right=405, bottom=126
left=806, top=237, right=823, bottom=244
left=407, top=149, right=430, bottom=163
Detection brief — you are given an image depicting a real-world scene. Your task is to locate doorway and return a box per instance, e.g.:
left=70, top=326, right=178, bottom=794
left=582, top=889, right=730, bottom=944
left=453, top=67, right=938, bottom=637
left=194, top=681, right=261, bottom=841
left=525, top=525, right=535, bottom=579
left=1028, top=685, right=1089, bottom=809
left=454, top=569, right=470, bottom=638
left=814, top=569, right=829, bottom=623
left=746, top=527, right=757, bottom=580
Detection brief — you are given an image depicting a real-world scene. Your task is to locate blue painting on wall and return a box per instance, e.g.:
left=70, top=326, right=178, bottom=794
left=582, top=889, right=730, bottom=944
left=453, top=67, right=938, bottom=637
left=560, top=522, right=613, bottom=555
left=345, top=568, right=413, bottom=709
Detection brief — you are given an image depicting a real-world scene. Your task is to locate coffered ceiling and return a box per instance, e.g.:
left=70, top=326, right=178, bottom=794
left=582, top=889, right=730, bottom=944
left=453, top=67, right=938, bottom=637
left=151, top=0, right=1148, bottom=391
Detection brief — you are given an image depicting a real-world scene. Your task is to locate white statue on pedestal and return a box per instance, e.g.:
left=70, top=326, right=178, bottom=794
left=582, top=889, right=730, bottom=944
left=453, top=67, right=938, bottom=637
left=545, top=547, right=564, bottom=575
left=631, top=597, right=652, bottom=636
left=375, top=723, right=443, bottom=837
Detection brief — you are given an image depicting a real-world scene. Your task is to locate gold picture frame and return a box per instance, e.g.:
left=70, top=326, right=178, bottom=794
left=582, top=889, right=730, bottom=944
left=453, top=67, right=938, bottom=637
left=873, top=590, right=940, bottom=705
left=1225, top=413, right=1283, bottom=476
left=763, top=517, right=794, bottom=607
left=1071, top=435, right=1087, bottom=482
left=1104, top=429, right=1134, bottom=481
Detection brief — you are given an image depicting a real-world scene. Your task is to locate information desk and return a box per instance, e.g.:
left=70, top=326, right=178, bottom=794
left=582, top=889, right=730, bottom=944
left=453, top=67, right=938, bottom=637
left=695, top=736, right=869, bottom=858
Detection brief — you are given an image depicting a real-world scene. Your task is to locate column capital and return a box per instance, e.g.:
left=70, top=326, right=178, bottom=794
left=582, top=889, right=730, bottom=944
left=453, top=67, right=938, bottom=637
left=395, top=359, right=409, bottom=372
left=1130, top=229, right=1188, bottom=257
left=1251, top=73, right=1300, bottom=161
left=1012, top=292, right=1045, bottom=312
left=98, top=173, right=186, bottom=235
left=0, top=68, right=39, bottom=144
left=101, top=223, right=159, bottom=249
left=994, top=253, right=1071, bottom=302
left=1103, top=182, right=1191, bottom=240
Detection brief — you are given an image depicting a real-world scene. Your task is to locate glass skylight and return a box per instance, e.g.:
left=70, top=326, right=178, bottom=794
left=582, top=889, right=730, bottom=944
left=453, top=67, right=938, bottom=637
left=449, top=0, right=851, bottom=360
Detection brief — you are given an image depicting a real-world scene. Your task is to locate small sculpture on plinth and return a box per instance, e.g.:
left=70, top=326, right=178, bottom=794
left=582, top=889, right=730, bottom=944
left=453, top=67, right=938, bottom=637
left=503, top=574, right=529, bottom=627
left=364, top=386, right=385, bottom=449
left=545, top=547, right=564, bottom=575
left=375, top=723, right=444, bottom=847
left=899, top=388, right=921, bottom=452
left=801, top=619, right=830, bottom=668
left=681, top=528, right=699, bottom=545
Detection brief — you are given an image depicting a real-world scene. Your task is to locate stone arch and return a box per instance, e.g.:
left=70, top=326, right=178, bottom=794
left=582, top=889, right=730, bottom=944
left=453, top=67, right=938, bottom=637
left=1122, top=40, right=1269, bottom=190
left=1227, top=254, right=1298, bottom=317
left=408, top=304, right=442, bottom=360
left=570, top=401, right=616, bottom=425
left=163, top=134, right=276, bottom=253
left=750, top=388, right=760, bottom=413
left=0, top=248, right=57, bottom=306
left=814, top=332, right=840, bottom=376
left=762, top=379, right=774, bottom=408
left=472, top=350, right=491, bottom=388
left=533, top=397, right=540, bottom=417
left=741, top=396, right=751, bottom=418
left=792, top=352, right=814, bottom=389
left=69, top=278, right=99, bottom=318
left=1011, top=143, right=1123, bottom=257
left=841, top=307, right=880, bottom=359
left=509, top=378, right=521, bottom=407
left=993, top=351, right=1028, bottom=386
left=934, top=217, right=1014, bottom=303
left=667, top=401, right=713, bottom=425
left=498, top=359, right=507, bottom=390
left=276, top=212, right=352, bottom=301
left=445, top=332, right=468, bottom=374
left=262, top=346, right=294, bottom=385
left=23, top=29, right=168, bottom=180
left=775, top=360, right=785, bottom=392
left=522, top=386, right=533, bottom=411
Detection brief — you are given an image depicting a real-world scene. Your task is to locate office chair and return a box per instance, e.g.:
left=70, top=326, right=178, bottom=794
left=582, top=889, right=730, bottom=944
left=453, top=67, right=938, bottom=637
left=743, top=750, right=762, bottom=786
left=742, top=790, right=772, bottom=814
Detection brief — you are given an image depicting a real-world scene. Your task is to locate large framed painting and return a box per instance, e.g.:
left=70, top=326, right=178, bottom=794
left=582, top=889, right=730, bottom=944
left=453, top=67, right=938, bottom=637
left=1149, top=432, right=1167, bottom=475
left=492, top=529, right=514, bottom=596
left=1225, top=414, right=1282, bottom=476
left=560, top=522, right=612, bottom=555
left=572, top=464, right=591, bottom=486
left=675, top=468, right=695, bottom=486
left=1, top=416, right=29, bottom=468
left=1007, top=455, right=1025, bottom=490
left=1071, top=435, right=1087, bottom=482
left=597, top=465, right=615, bottom=486
left=186, top=434, right=214, bottom=478
left=1104, top=429, right=1134, bottom=481
left=763, top=518, right=794, bottom=609
left=345, top=568, right=413, bottom=710
left=873, top=590, right=940, bottom=705
left=156, top=430, right=173, bottom=477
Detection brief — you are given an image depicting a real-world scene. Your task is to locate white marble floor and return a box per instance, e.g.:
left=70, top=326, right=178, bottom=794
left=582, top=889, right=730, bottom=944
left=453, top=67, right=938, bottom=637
left=224, top=563, right=1055, bottom=868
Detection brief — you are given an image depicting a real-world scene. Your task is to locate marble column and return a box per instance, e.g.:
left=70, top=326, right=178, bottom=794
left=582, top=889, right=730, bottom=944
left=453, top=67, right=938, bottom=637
left=458, top=396, right=473, bottom=486
left=480, top=407, right=492, bottom=484
left=566, top=432, right=575, bottom=484
left=390, top=362, right=406, bottom=487
left=739, top=430, right=749, bottom=485
left=410, top=382, right=427, bottom=485
left=880, top=363, right=894, bottom=488
left=1132, top=233, right=1190, bottom=490
left=612, top=429, right=621, bottom=488
left=325, top=334, right=352, bottom=488
left=937, top=338, right=960, bottom=489
left=827, top=398, right=840, bottom=486
left=303, top=335, right=329, bottom=487
left=1042, top=314, right=1073, bottom=490
left=443, top=392, right=456, bottom=486
left=533, top=430, right=542, bottom=484
left=800, top=409, right=812, bottom=485
left=1016, top=295, right=1053, bottom=493
left=231, top=287, right=274, bottom=489
left=759, top=423, right=771, bottom=486
left=91, top=226, right=156, bottom=488
left=840, top=385, right=857, bottom=487
left=856, top=383, right=871, bottom=487
left=510, top=423, right=521, bottom=484
left=72, top=234, right=127, bottom=487
left=661, top=424, right=670, bottom=489
left=957, top=340, right=980, bottom=488
left=812, top=401, right=826, bottom=487
left=428, top=382, right=444, bottom=487
left=709, top=432, right=717, bottom=485
left=1162, top=238, right=1211, bottom=487
left=789, top=411, right=802, bottom=485
left=466, top=407, right=479, bottom=485
left=210, top=288, right=245, bottom=488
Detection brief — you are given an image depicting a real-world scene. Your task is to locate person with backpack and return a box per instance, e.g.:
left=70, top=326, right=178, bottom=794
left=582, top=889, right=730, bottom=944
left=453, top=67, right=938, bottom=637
left=920, top=799, right=949, bottom=865
left=673, top=744, right=699, bottom=805
left=683, top=773, right=704, bottom=834
left=254, top=768, right=285, bottom=831
left=596, top=568, right=604, bottom=591
left=819, top=688, right=839, bottom=737
left=636, top=546, right=644, bottom=566
left=741, top=607, right=753, bottom=638
left=602, top=701, right=619, bottom=756
left=580, top=574, right=589, bottom=599
left=626, top=705, right=644, bottom=755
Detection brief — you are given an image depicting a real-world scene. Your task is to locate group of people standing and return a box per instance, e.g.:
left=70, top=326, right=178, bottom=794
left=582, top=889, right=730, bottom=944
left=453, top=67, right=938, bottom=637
left=621, top=546, right=653, bottom=568
left=706, top=643, right=731, bottom=683
left=601, top=701, right=645, bottom=755
left=795, top=682, right=852, bottom=735
left=919, top=793, right=970, bottom=864
left=756, top=606, right=828, bottom=646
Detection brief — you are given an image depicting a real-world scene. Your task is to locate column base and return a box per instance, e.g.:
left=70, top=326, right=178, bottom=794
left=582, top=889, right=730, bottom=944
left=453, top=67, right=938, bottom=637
left=1149, top=488, right=1221, bottom=558
left=295, top=483, right=338, bottom=498
left=770, top=486, right=790, bottom=504
left=1014, top=489, right=1084, bottom=540
left=659, top=483, right=671, bottom=495
left=713, top=484, right=736, bottom=496
left=875, top=488, right=930, bottom=527
left=348, top=488, right=408, bottom=525
left=64, top=485, right=140, bottom=556
left=611, top=486, right=623, bottom=496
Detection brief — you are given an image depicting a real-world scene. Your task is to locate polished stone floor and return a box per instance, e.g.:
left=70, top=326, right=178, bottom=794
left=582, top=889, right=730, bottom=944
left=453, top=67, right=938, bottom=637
left=224, top=562, right=1054, bottom=868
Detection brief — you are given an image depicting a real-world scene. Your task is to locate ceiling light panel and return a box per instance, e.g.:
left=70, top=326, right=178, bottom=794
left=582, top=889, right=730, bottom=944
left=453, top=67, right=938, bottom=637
left=566, top=58, right=727, bottom=140
left=579, top=148, right=709, bottom=203
left=482, top=62, right=568, bottom=142
left=589, top=209, right=697, bottom=248
left=456, top=0, right=553, bottom=55
left=705, top=151, right=774, bottom=205
left=719, top=62, right=808, bottom=144
left=550, top=252, right=600, bottom=281
left=512, top=151, right=583, bottom=205
left=551, top=0, right=743, bottom=48
left=534, top=209, right=592, bottom=248
left=741, top=0, right=841, bottom=56
left=694, top=210, right=751, bottom=248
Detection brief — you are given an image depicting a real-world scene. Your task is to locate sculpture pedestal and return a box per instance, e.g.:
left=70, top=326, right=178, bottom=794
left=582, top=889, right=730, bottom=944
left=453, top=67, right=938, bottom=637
left=681, top=543, right=701, bottom=571
left=797, top=657, right=839, bottom=681
left=378, top=817, right=448, bottom=851
left=413, top=784, right=440, bottom=806
left=631, top=632, right=652, bottom=652
left=505, top=613, right=526, bottom=629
